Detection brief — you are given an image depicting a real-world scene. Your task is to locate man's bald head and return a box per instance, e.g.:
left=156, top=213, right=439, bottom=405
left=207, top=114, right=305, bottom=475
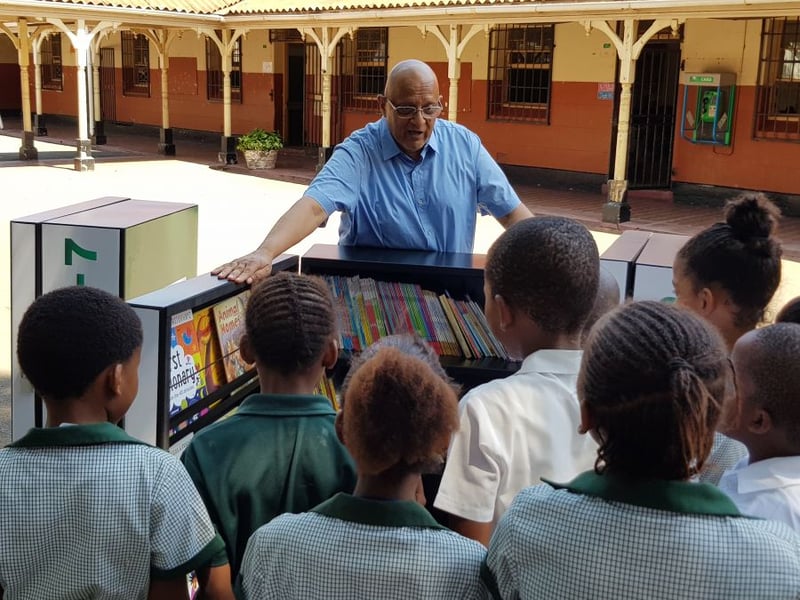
left=384, top=60, right=439, bottom=98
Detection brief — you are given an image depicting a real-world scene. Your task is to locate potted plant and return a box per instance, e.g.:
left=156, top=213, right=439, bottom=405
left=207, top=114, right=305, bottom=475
left=236, top=128, right=283, bottom=170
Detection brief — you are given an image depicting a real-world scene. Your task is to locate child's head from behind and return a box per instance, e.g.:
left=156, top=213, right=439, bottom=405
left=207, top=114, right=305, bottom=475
left=17, top=286, right=143, bottom=421
left=776, top=296, right=800, bottom=325
left=579, top=301, right=730, bottom=481
left=484, top=216, right=599, bottom=355
left=341, top=345, right=459, bottom=476
left=674, top=193, right=782, bottom=332
left=729, top=323, right=800, bottom=457
left=581, top=266, right=621, bottom=346
left=243, top=272, right=336, bottom=375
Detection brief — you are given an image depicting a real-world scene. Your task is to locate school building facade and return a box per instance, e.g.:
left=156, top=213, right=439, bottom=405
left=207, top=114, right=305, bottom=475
left=2, top=0, right=800, bottom=218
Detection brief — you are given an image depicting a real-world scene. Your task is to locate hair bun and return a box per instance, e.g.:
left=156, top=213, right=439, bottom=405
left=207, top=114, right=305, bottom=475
left=724, top=193, right=780, bottom=242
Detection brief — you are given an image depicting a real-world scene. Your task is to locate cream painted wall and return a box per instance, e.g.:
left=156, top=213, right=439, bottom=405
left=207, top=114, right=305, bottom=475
left=553, top=23, right=616, bottom=83
left=239, top=31, right=273, bottom=73
left=682, top=18, right=761, bottom=86
left=0, top=35, right=15, bottom=62
left=388, top=26, right=446, bottom=68
left=169, top=31, right=205, bottom=63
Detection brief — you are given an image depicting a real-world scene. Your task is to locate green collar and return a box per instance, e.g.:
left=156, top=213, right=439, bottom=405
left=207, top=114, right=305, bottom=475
left=312, top=493, right=446, bottom=530
left=9, top=422, right=148, bottom=448
left=236, top=393, right=336, bottom=418
left=545, top=471, right=743, bottom=517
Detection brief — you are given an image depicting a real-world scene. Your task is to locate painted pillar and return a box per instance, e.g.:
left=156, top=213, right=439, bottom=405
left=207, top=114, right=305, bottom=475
left=74, top=21, right=94, bottom=171
left=17, top=19, right=37, bottom=160
left=159, top=51, right=174, bottom=155
left=92, top=46, right=106, bottom=144
left=220, top=30, right=236, bottom=164
left=32, top=34, right=46, bottom=136
left=447, top=25, right=460, bottom=122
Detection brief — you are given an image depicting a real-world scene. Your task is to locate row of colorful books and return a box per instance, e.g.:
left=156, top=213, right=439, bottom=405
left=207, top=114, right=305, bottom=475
left=322, top=275, right=510, bottom=360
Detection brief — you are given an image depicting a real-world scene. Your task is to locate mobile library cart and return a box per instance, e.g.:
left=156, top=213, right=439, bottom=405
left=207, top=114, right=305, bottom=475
left=11, top=197, right=198, bottom=440
left=632, top=233, right=690, bottom=302
left=299, top=244, right=520, bottom=392
left=126, top=255, right=298, bottom=452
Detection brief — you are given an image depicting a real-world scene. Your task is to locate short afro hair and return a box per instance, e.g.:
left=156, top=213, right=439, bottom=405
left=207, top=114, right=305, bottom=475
left=741, top=323, right=800, bottom=444
left=17, top=286, right=142, bottom=401
left=340, top=334, right=460, bottom=403
left=776, top=296, right=800, bottom=325
left=342, top=347, right=459, bottom=476
left=245, top=271, right=336, bottom=374
left=485, top=216, right=599, bottom=335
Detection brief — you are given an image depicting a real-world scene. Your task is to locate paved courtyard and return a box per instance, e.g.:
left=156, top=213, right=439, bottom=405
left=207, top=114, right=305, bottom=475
left=2, top=121, right=800, bottom=446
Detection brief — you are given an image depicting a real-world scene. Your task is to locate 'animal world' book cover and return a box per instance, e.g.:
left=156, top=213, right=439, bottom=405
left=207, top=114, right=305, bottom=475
left=212, top=291, right=251, bottom=382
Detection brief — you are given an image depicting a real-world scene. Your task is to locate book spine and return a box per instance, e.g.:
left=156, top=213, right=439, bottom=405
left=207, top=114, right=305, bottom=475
left=439, top=294, right=473, bottom=359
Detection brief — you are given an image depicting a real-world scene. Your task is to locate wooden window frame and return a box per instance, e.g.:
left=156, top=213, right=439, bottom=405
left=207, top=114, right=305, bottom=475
left=754, top=17, right=800, bottom=141
left=206, top=33, right=242, bottom=103
left=40, top=33, right=63, bottom=91
left=340, top=28, right=387, bottom=111
left=487, top=24, right=554, bottom=123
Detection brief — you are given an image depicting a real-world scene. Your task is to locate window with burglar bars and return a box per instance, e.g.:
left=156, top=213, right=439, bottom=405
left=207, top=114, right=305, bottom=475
left=206, top=34, right=242, bottom=102
left=340, top=28, right=387, bottom=110
left=487, top=24, right=554, bottom=122
left=755, top=17, right=800, bottom=140
left=40, top=33, right=63, bottom=91
left=122, top=32, right=150, bottom=97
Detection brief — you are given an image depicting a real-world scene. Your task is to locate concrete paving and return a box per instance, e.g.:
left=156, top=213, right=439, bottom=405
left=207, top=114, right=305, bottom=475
left=2, top=116, right=800, bottom=446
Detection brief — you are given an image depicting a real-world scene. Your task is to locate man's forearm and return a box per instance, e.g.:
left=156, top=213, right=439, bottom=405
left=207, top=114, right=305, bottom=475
left=256, top=196, right=329, bottom=257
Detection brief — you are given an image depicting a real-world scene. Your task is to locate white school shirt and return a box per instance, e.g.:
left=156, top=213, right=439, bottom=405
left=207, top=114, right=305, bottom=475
left=719, top=455, right=800, bottom=532
left=433, top=349, right=597, bottom=526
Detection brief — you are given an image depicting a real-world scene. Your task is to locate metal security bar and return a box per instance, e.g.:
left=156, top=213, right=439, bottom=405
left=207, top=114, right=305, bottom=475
left=40, top=33, right=62, bottom=91
left=206, top=34, right=242, bottom=103
left=628, top=42, right=681, bottom=189
left=754, top=17, right=800, bottom=141
left=122, top=32, right=150, bottom=97
left=487, top=24, right=553, bottom=122
left=340, top=28, right=387, bottom=111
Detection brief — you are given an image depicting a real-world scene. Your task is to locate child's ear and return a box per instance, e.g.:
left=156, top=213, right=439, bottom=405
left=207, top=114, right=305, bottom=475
left=578, top=402, right=594, bottom=436
left=108, top=362, right=124, bottom=398
left=746, top=406, right=773, bottom=436
left=494, top=294, right=515, bottom=331
left=239, top=334, right=255, bottom=365
left=322, top=337, right=338, bottom=371
left=698, top=287, right=716, bottom=315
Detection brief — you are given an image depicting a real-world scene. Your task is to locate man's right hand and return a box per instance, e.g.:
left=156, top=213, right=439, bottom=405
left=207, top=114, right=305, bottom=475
left=211, top=249, right=274, bottom=284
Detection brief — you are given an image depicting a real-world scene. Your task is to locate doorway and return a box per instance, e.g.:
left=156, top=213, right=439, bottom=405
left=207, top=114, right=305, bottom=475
left=627, top=42, right=681, bottom=189
left=99, top=48, right=116, bottom=123
left=286, top=43, right=305, bottom=147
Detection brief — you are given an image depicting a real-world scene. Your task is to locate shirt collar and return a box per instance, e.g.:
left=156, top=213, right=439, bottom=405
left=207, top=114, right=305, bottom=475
left=726, top=456, right=800, bottom=494
left=518, top=349, right=583, bottom=376
left=378, top=117, right=439, bottom=162
left=545, top=471, right=744, bottom=517
left=312, top=492, right=446, bottom=530
left=235, top=393, right=336, bottom=418
left=9, top=422, right=148, bottom=448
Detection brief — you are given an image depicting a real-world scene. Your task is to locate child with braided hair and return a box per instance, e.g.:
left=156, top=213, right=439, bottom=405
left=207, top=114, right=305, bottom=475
left=484, top=301, right=800, bottom=600
left=240, top=335, right=488, bottom=599
left=672, top=193, right=783, bottom=484
left=181, top=272, right=356, bottom=582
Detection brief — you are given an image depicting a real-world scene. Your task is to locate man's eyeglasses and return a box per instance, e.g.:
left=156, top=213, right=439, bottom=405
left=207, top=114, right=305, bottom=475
left=385, top=99, right=443, bottom=120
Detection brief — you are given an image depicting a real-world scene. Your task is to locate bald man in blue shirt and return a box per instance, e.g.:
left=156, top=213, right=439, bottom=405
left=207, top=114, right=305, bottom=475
left=215, top=59, right=532, bottom=284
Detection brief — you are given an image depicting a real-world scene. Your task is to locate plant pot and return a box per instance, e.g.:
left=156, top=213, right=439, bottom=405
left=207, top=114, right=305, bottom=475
left=243, top=149, right=278, bottom=170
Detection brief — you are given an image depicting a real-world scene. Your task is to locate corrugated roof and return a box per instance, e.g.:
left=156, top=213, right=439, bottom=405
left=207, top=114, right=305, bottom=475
left=222, top=0, right=524, bottom=14
left=40, top=0, right=238, bottom=14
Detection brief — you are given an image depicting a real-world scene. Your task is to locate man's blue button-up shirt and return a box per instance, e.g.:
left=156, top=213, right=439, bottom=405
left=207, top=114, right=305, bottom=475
left=305, top=118, right=521, bottom=253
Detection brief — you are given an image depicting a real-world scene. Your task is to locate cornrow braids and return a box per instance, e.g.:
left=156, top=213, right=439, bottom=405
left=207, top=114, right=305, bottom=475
left=342, top=347, right=459, bottom=476
left=676, top=193, right=782, bottom=328
left=17, top=286, right=142, bottom=401
left=485, top=216, right=599, bottom=335
left=579, top=301, right=729, bottom=481
left=245, top=271, right=336, bottom=374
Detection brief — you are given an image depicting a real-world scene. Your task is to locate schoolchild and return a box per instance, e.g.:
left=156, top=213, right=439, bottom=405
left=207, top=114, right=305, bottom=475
left=240, top=337, right=488, bottom=600
left=719, top=323, right=800, bottom=531
left=776, top=296, right=800, bottom=324
left=672, top=193, right=783, bottom=484
left=0, top=286, right=230, bottom=600
left=433, top=216, right=600, bottom=545
left=484, top=301, right=800, bottom=600
left=181, top=272, right=357, bottom=581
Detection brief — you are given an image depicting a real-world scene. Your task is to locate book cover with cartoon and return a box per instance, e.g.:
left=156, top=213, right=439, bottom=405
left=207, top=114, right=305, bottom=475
left=193, top=306, right=228, bottom=394
left=212, top=291, right=251, bottom=382
left=169, top=309, right=207, bottom=416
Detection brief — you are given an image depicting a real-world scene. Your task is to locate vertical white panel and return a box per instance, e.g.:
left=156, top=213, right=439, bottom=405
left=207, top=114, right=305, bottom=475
left=11, top=222, right=37, bottom=440
left=126, top=308, right=161, bottom=446
left=41, top=224, right=121, bottom=294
